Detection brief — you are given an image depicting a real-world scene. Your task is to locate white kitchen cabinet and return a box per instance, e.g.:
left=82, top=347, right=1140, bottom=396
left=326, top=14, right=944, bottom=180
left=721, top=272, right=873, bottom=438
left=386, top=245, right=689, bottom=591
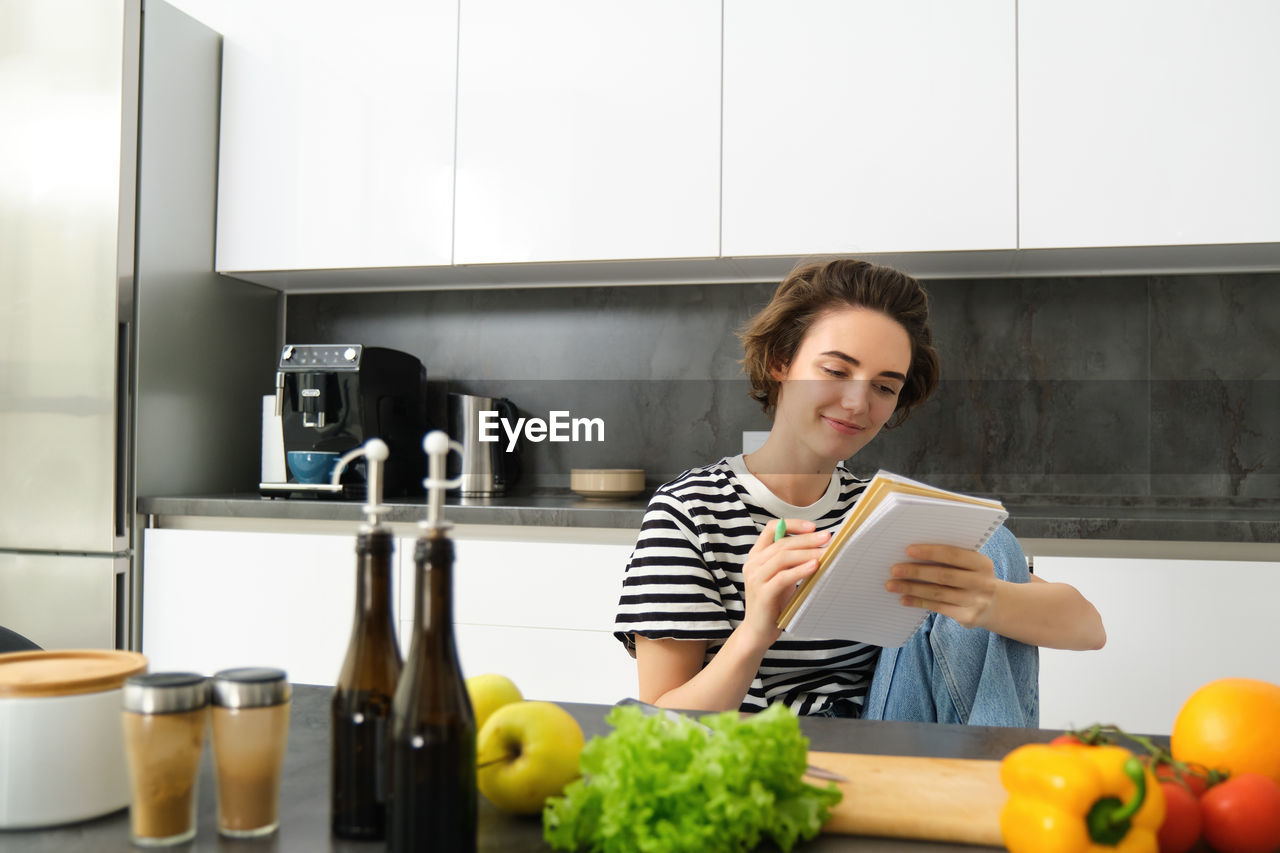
left=1019, top=0, right=1280, bottom=249
left=142, top=524, right=635, bottom=703
left=452, top=0, right=721, bottom=264
left=721, top=0, right=1017, bottom=257
left=452, top=625, right=637, bottom=705
left=399, top=534, right=638, bottom=705
left=1036, top=556, right=1280, bottom=735
left=176, top=0, right=458, bottom=272
left=142, top=528, right=401, bottom=685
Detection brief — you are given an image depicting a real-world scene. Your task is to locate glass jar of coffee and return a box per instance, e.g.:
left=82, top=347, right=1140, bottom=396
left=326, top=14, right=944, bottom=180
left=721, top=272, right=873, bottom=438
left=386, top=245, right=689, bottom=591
left=121, top=672, right=209, bottom=846
left=209, top=668, right=291, bottom=838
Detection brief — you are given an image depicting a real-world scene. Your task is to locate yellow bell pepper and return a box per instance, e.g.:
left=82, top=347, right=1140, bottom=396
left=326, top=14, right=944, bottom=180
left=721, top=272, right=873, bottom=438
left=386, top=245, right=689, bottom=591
left=1000, top=743, right=1165, bottom=853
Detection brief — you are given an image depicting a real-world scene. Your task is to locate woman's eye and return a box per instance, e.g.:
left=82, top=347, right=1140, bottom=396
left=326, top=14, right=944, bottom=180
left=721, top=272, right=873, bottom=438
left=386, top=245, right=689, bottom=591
left=822, top=367, right=846, bottom=379
left=876, top=384, right=899, bottom=396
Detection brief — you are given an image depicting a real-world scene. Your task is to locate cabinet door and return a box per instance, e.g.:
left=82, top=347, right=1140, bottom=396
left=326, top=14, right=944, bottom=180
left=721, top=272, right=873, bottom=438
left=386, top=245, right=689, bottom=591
left=1019, top=0, right=1280, bottom=248
left=722, top=0, right=1017, bottom=256
left=399, top=534, right=637, bottom=705
left=454, top=624, right=638, bottom=705
left=450, top=539, right=631, bottom=633
left=453, top=0, right=721, bottom=264
left=201, top=0, right=458, bottom=271
left=1036, top=556, right=1280, bottom=735
left=142, top=529, right=395, bottom=686
left=399, top=620, right=637, bottom=705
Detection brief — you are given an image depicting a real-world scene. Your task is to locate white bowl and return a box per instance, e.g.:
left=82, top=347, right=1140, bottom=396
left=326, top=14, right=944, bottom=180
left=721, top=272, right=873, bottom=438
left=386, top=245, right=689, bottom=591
left=0, top=649, right=148, bottom=829
left=570, top=468, right=645, bottom=500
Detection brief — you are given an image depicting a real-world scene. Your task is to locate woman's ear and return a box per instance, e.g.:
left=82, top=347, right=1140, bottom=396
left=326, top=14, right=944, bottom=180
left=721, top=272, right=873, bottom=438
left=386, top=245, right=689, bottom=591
left=768, top=358, right=789, bottom=382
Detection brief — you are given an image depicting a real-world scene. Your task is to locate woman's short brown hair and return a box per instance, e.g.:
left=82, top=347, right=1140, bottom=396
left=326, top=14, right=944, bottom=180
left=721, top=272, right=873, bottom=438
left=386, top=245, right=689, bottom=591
left=738, top=259, right=940, bottom=428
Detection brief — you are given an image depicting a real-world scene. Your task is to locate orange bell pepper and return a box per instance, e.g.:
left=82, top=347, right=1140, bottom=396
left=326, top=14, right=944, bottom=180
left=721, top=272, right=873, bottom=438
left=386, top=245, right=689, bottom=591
left=1000, top=742, right=1165, bottom=853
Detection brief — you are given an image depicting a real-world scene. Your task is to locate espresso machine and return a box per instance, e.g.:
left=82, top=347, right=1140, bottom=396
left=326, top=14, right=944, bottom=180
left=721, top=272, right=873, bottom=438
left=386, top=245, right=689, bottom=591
left=260, top=345, right=427, bottom=499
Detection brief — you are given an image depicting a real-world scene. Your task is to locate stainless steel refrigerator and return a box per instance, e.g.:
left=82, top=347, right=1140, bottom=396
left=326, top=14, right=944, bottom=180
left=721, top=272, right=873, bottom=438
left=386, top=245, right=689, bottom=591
left=0, top=0, right=278, bottom=651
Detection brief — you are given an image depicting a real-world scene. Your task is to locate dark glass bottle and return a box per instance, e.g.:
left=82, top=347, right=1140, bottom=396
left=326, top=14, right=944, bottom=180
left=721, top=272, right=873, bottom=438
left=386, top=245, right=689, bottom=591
left=387, top=529, right=477, bottom=853
left=331, top=528, right=403, bottom=840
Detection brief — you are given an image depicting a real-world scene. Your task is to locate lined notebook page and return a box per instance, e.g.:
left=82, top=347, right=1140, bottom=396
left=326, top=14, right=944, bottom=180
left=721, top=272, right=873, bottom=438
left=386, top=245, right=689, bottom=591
left=785, top=493, right=1008, bottom=647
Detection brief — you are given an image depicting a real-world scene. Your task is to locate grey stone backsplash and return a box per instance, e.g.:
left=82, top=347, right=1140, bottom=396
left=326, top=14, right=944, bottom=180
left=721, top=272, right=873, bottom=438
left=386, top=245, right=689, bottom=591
left=286, top=273, right=1279, bottom=500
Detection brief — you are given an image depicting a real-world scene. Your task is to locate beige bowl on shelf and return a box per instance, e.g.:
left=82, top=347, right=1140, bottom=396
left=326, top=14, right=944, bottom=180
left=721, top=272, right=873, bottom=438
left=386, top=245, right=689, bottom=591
left=570, top=468, right=645, bottom=500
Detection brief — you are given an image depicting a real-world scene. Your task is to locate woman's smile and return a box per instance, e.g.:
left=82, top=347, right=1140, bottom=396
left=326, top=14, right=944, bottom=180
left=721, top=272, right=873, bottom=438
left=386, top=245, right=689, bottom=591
left=821, top=414, right=865, bottom=436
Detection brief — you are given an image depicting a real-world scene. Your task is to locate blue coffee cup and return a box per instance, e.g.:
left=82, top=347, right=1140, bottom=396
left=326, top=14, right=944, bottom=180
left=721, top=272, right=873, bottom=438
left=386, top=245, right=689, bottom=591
left=286, top=451, right=341, bottom=484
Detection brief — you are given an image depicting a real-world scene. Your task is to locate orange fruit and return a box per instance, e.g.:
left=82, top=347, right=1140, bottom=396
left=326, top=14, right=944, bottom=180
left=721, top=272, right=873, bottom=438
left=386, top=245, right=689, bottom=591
left=1171, top=678, right=1280, bottom=784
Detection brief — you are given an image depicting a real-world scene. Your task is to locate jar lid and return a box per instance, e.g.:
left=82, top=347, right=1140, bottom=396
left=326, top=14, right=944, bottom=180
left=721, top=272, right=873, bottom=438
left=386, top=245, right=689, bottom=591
left=123, top=672, right=209, bottom=714
left=211, top=667, right=290, bottom=709
left=0, top=649, right=149, bottom=699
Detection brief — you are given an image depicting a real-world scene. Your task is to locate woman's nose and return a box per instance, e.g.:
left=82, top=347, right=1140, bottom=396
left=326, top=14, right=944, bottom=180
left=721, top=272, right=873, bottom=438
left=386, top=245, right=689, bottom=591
left=841, top=379, right=869, bottom=413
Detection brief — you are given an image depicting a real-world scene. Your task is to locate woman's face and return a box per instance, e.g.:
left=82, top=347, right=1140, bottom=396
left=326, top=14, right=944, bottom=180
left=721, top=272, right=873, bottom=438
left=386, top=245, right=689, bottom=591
left=770, top=306, right=913, bottom=467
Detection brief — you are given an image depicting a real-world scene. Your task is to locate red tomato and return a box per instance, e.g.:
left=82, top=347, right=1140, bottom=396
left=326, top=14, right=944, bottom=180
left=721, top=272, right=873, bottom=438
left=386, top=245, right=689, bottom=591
left=1157, top=781, right=1202, bottom=853
left=1048, top=734, right=1084, bottom=746
left=1200, top=773, right=1280, bottom=853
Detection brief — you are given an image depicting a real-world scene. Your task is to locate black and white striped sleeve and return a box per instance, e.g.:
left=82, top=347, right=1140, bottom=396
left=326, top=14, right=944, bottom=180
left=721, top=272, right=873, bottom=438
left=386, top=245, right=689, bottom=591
left=613, top=490, right=730, bottom=655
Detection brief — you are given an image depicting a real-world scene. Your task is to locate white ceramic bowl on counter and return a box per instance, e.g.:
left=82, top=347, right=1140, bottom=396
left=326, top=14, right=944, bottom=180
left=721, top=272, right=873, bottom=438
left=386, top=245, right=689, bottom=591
left=0, top=649, right=148, bottom=829
left=570, top=468, right=646, bottom=500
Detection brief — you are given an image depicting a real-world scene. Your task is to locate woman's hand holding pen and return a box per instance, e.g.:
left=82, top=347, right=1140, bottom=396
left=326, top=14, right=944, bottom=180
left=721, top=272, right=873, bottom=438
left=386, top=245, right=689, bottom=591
left=740, top=519, right=830, bottom=647
left=886, top=543, right=998, bottom=629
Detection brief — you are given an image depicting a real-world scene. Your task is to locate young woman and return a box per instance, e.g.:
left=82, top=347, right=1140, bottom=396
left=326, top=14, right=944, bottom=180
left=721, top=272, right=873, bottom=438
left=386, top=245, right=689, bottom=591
left=613, top=259, right=1105, bottom=725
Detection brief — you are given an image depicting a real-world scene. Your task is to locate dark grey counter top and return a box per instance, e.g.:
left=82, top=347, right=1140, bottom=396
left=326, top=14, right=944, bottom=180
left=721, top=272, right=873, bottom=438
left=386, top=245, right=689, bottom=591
left=141, top=491, right=651, bottom=530
left=0, top=684, right=1071, bottom=852
left=139, top=491, right=1279, bottom=544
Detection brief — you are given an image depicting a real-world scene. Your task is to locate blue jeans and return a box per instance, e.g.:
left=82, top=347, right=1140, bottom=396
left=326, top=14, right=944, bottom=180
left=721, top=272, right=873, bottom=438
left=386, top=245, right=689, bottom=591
left=860, top=525, right=1040, bottom=727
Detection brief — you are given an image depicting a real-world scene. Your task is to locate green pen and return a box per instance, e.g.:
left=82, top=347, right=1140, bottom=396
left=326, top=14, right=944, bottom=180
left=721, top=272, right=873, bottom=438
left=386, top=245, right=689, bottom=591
left=773, top=518, right=787, bottom=542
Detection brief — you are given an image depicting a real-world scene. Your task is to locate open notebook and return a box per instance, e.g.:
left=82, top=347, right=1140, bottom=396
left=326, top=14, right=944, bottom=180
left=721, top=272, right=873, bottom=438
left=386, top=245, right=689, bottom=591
left=776, top=471, right=1008, bottom=647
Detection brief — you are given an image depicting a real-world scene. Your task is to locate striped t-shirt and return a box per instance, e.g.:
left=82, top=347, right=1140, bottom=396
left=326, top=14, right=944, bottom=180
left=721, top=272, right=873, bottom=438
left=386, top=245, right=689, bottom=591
left=614, top=455, right=880, bottom=716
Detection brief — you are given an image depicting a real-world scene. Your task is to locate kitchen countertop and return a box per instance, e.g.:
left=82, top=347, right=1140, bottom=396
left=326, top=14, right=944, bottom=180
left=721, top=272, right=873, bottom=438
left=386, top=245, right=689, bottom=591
left=139, top=490, right=1280, bottom=545
left=0, top=684, right=1074, bottom=853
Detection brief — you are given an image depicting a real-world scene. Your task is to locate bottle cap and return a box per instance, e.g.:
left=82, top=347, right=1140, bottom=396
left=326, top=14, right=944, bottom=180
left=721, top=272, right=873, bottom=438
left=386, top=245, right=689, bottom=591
left=210, top=668, right=291, bottom=709
left=123, top=672, right=209, bottom=714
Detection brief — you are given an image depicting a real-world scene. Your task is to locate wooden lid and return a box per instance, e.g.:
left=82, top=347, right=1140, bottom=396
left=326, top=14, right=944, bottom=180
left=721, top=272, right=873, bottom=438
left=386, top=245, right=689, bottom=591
left=0, top=649, right=148, bottom=699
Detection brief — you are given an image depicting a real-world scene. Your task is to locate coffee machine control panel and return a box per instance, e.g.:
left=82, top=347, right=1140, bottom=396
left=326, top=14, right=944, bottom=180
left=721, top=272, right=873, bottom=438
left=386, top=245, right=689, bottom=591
left=278, top=344, right=362, bottom=371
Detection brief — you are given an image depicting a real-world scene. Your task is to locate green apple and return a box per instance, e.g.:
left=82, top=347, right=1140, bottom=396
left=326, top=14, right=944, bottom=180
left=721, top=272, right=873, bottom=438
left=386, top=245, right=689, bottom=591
left=475, top=700, right=585, bottom=815
left=466, top=673, right=523, bottom=733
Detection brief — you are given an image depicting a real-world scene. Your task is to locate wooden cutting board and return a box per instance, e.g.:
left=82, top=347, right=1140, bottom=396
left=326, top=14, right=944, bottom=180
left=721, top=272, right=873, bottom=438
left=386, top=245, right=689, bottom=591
left=807, top=751, right=1006, bottom=846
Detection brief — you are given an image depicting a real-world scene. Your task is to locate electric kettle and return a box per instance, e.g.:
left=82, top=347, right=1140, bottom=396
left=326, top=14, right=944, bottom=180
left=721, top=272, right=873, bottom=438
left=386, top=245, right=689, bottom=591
left=446, top=393, right=522, bottom=496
